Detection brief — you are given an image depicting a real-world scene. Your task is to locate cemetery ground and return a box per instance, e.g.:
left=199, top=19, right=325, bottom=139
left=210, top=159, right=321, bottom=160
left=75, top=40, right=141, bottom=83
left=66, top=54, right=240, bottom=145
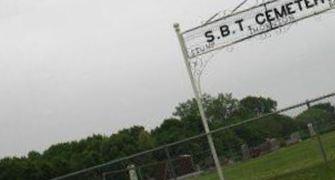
left=192, top=130, right=335, bottom=180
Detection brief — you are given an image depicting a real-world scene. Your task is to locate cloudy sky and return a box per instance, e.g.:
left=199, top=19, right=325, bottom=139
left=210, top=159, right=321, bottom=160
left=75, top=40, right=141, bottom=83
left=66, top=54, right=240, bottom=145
left=0, top=0, right=334, bottom=158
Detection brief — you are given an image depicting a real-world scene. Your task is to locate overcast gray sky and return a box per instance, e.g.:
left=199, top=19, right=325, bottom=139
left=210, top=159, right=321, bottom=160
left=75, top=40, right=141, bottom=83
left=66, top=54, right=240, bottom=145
left=0, top=0, right=334, bottom=158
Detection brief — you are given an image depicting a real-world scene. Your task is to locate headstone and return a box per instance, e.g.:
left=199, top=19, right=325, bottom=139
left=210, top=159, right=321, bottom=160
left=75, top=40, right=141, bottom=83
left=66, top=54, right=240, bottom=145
left=286, top=132, right=302, bottom=146
left=175, top=155, right=195, bottom=176
left=268, top=138, right=280, bottom=151
left=128, top=164, right=138, bottom=180
left=250, top=147, right=261, bottom=158
left=241, top=144, right=250, bottom=160
left=154, top=162, right=168, bottom=180
left=308, top=123, right=316, bottom=137
left=258, top=139, right=272, bottom=155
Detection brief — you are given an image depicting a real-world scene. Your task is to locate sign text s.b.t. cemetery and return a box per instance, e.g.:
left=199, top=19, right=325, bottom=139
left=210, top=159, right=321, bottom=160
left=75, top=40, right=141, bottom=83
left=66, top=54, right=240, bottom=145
left=183, top=0, right=334, bottom=58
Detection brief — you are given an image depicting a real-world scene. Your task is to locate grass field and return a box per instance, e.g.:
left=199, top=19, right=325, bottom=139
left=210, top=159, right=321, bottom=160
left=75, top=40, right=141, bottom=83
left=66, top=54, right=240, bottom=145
left=193, top=131, right=335, bottom=180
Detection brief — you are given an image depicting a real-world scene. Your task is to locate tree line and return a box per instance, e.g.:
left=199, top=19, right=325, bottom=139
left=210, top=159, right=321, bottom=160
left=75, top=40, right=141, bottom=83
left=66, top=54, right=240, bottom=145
left=0, top=93, right=334, bottom=180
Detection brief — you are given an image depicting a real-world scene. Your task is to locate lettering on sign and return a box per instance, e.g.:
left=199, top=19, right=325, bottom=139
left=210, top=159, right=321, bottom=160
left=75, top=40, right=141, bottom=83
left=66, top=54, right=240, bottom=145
left=182, top=0, right=334, bottom=58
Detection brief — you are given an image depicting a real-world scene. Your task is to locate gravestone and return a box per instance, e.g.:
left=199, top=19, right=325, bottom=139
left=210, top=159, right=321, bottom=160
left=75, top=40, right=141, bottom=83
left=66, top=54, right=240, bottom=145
left=268, top=138, right=280, bottom=151
left=308, top=123, right=317, bottom=137
left=174, top=155, right=195, bottom=176
left=286, top=132, right=302, bottom=146
left=128, top=164, right=138, bottom=180
left=241, top=144, right=250, bottom=160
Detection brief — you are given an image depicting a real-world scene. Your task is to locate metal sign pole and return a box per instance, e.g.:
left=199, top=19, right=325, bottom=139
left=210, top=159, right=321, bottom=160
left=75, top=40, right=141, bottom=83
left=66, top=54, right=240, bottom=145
left=174, top=23, right=224, bottom=180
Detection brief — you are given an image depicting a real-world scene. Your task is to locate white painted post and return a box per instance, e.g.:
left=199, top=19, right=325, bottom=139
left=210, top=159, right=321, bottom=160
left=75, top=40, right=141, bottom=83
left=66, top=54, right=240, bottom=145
left=174, top=23, right=224, bottom=180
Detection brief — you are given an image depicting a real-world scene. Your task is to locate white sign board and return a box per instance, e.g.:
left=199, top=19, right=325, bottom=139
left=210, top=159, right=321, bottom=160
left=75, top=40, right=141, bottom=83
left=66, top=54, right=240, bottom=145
left=182, top=0, right=334, bottom=58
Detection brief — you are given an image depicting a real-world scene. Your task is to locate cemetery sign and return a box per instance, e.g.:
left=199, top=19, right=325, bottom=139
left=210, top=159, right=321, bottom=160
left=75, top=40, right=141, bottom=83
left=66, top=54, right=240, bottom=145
left=182, top=0, right=334, bottom=58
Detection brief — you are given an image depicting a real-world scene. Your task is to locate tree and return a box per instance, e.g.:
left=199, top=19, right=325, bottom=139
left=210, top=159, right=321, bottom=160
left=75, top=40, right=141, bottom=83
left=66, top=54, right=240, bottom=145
left=28, top=151, right=41, bottom=160
left=240, top=96, right=277, bottom=114
left=0, top=93, right=325, bottom=179
left=206, top=93, right=239, bottom=125
left=295, top=103, right=335, bottom=132
left=152, top=118, right=186, bottom=145
left=173, top=93, right=240, bottom=130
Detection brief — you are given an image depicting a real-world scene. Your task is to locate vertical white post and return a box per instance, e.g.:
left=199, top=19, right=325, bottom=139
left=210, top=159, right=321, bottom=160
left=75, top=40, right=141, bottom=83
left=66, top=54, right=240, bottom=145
left=174, top=23, right=224, bottom=180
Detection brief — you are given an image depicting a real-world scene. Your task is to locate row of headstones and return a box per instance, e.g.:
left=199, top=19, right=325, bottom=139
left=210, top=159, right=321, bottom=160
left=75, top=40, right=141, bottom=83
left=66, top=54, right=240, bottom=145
left=126, top=123, right=319, bottom=180
left=241, top=123, right=318, bottom=160
left=126, top=155, right=195, bottom=180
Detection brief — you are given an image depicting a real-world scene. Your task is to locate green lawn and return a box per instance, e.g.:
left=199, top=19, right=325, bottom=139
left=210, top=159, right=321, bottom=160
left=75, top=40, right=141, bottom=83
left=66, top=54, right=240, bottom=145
left=193, top=131, right=335, bottom=180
